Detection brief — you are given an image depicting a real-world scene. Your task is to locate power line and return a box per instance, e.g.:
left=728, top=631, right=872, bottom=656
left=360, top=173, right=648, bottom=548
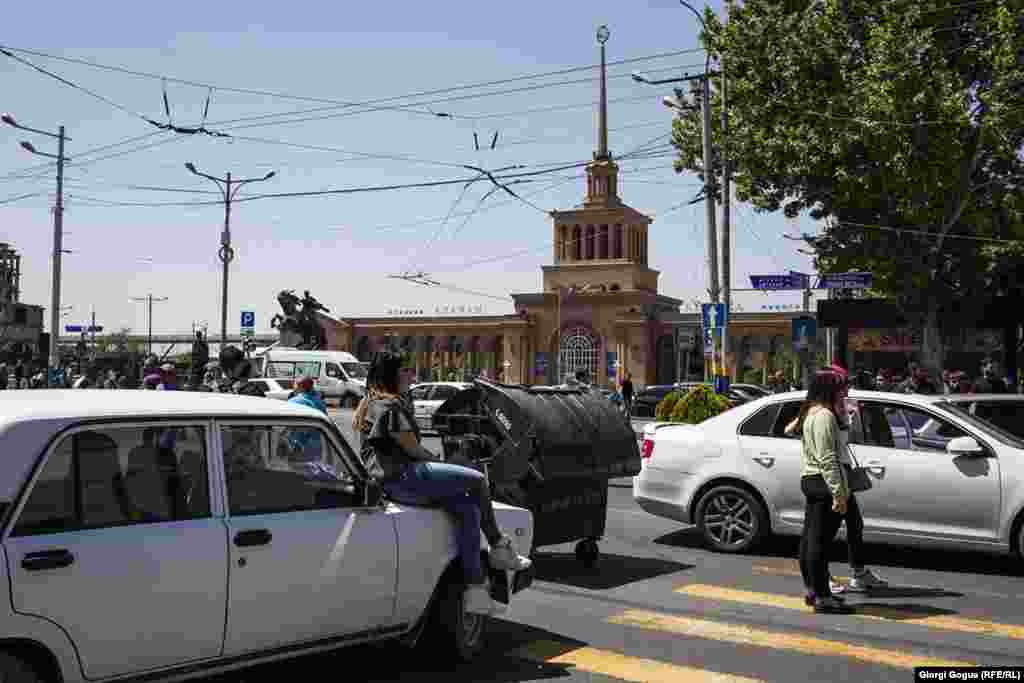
left=228, top=134, right=471, bottom=170
left=0, top=191, right=46, bottom=205
left=1, top=44, right=702, bottom=127
left=208, top=61, right=706, bottom=129
left=838, top=220, right=1024, bottom=244
left=0, top=47, right=151, bottom=124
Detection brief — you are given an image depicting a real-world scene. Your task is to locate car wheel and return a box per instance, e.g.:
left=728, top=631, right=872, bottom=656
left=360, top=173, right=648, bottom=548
left=424, top=576, right=486, bottom=662
left=695, top=485, right=768, bottom=554
left=0, top=652, right=44, bottom=683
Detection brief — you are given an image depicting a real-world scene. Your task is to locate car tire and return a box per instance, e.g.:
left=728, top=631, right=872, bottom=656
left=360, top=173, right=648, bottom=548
left=423, top=576, right=487, bottom=662
left=695, top=484, right=768, bottom=554
left=0, top=652, right=44, bottom=683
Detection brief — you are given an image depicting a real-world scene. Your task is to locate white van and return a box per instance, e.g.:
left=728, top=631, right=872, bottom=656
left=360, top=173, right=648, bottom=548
left=260, top=348, right=368, bottom=406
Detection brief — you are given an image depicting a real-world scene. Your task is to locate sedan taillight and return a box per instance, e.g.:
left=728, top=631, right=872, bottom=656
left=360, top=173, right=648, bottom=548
left=641, top=437, right=655, bottom=460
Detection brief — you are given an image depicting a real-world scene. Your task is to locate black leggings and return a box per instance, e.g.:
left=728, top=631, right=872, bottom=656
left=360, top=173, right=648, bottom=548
left=799, top=475, right=844, bottom=596
left=843, top=487, right=864, bottom=570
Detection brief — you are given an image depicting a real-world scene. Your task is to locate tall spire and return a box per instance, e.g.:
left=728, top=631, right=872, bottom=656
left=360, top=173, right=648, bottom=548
left=596, top=25, right=610, bottom=160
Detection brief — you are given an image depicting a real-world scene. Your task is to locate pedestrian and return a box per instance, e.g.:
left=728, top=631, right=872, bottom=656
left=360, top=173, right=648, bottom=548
left=896, top=362, right=938, bottom=394
left=353, top=351, right=531, bottom=615
left=288, top=375, right=328, bottom=414
left=0, top=362, right=7, bottom=390
left=103, top=369, right=118, bottom=390
left=973, top=358, right=1008, bottom=394
left=620, top=372, right=635, bottom=416
left=116, top=374, right=128, bottom=389
left=785, top=370, right=854, bottom=614
left=156, top=363, right=178, bottom=391
left=822, top=365, right=888, bottom=596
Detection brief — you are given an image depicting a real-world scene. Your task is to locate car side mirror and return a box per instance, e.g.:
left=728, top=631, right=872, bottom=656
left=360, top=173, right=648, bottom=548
left=364, top=479, right=384, bottom=507
left=947, top=436, right=985, bottom=456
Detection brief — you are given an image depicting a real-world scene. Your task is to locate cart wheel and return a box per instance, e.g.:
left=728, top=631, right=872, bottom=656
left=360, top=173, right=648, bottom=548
left=575, top=539, right=599, bottom=568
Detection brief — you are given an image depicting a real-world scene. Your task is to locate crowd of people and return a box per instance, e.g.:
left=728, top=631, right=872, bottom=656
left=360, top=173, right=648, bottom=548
left=768, top=357, right=1016, bottom=396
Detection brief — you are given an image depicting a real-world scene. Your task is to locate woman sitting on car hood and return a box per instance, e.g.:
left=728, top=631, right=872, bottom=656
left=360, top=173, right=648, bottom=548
left=353, top=352, right=531, bottom=615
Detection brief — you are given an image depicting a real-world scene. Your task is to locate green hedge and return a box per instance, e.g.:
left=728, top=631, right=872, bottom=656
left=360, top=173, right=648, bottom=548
left=654, top=392, right=682, bottom=421
left=655, top=385, right=731, bottom=424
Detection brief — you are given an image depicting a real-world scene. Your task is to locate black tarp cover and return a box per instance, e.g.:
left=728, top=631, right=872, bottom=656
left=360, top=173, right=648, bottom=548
left=433, top=380, right=640, bottom=484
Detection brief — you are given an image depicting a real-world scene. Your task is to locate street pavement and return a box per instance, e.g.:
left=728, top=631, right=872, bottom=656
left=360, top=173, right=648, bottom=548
left=214, top=408, right=1024, bottom=682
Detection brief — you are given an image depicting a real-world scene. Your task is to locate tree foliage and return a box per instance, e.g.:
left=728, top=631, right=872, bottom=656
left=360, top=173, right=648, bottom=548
left=669, top=385, right=731, bottom=424
left=671, top=0, right=1024, bottom=369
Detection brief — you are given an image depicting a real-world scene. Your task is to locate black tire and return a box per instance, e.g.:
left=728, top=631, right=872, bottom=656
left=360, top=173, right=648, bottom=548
left=0, top=652, right=44, bottom=683
left=575, top=539, right=599, bottom=568
left=423, top=576, right=487, bottom=662
left=695, top=484, right=768, bottom=554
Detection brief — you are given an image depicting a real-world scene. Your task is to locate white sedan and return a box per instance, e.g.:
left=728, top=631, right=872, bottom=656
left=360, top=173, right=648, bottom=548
left=0, top=391, right=534, bottom=682
left=245, top=377, right=295, bottom=400
left=409, top=382, right=473, bottom=434
left=634, top=390, right=1024, bottom=563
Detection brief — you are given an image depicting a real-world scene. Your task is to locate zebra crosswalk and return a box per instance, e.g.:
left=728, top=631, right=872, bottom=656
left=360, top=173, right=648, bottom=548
left=504, top=569, right=1024, bottom=682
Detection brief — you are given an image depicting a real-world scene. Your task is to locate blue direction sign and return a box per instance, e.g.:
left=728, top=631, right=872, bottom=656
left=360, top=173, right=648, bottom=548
left=817, top=272, right=873, bottom=289
left=792, top=317, right=817, bottom=351
left=749, top=274, right=805, bottom=290
left=64, top=325, right=102, bottom=333
left=65, top=325, right=83, bottom=333
left=702, top=303, right=728, bottom=330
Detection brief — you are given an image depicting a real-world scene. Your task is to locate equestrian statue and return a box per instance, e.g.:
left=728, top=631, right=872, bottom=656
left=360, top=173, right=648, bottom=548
left=271, top=289, right=329, bottom=349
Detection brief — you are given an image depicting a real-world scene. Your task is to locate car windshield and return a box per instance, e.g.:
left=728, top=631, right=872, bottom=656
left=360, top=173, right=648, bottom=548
left=342, top=362, right=368, bottom=380
left=933, top=401, right=1024, bottom=450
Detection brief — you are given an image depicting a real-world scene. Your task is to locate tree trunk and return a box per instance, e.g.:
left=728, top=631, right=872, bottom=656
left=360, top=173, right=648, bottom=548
left=919, top=307, right=946, bottom=384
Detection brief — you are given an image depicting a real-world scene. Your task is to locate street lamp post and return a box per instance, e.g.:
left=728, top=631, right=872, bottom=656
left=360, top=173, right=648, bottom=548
left=131, top=294, right=169, bottom=356
left=3, top=114, right=70, bottom=383
left=185, top=163, right=275, bottom=346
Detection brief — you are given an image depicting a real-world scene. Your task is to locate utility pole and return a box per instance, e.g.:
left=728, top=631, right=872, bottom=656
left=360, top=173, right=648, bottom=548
left=131, top=294, right=169, bottom=356
left=185, top=163, right=275, bottom=346
left=2, top=114, right=70, bottom=384
left=719, top=0, right=732, bottom=382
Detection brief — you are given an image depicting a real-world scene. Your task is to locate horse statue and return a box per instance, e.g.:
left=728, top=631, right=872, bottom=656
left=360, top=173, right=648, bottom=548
left=271, top=289, right=329, bottom=349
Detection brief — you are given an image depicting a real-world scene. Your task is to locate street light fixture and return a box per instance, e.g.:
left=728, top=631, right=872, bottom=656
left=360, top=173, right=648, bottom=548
left=184, top=162, right=276, bottom=346
left=5, top=112, right=71, bottom=383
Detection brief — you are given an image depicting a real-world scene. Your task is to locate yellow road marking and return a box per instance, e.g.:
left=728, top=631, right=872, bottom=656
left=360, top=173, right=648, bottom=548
left=753, top=565, right=803, bottom=578
left=676, top=584, right=1024, bottom=641
left=517, top=640, right=765, bottom=682
left=607, top=609, right=974, bottom=669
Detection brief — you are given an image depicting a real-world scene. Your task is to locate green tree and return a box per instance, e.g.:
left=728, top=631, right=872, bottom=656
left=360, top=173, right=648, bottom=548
left=672, top=0, right=1024, bottom=375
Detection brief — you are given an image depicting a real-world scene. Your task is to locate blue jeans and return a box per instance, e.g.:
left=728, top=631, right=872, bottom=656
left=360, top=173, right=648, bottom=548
left=382, top=462, right=501, bottom=585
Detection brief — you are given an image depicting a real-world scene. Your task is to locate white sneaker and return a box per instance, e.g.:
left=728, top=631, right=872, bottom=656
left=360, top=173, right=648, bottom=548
left=463, top=584, right=499, bottom=615
left=489, top=536, right=532, bottom=572
left=847, top=568, right=888, bottom=592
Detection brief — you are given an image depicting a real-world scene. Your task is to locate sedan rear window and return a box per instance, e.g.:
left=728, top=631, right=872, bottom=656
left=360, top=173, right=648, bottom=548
left=739, top=404, right=780, bottom=437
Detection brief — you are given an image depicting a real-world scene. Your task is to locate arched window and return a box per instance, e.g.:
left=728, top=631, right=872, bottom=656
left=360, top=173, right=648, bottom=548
left=585, top=225, right=595, bottom=259
left=598, top=225, right=609, bottom=259
left=559, top=327, right=598, bottom=383
left=573, top=225, right=582, bottom=260
left=614, top=224, right=623, bottom=259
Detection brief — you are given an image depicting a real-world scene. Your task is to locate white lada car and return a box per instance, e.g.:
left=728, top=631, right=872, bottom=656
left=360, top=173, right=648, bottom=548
left=0, top=391, right=533, bottom=683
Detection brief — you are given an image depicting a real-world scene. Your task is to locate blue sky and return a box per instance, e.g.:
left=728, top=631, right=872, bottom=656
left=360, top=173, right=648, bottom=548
left=1, top=0, right=823, bottom=339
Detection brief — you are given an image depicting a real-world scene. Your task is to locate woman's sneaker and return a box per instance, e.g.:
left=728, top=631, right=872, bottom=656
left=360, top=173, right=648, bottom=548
left=847, top=568, right=887, bottom=592
left=829, top=576, right=847, bottom=595
left=464, top=584, right=499, bottom=615
left=814, top=596, right=854, bottom=614
left=489, top=536, right=532, bottom=572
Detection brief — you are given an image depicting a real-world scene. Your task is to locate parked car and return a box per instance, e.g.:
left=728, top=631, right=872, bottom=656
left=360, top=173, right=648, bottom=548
left=633, top=390, right=1024, bottom=563
left=409, top=382, right=472, bottom=434
left=245, top=377, right=295, bottom=401
left=0, top=391, right=534, bottom=682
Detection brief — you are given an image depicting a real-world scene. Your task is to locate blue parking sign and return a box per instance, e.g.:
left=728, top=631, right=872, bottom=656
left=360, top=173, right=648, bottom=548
left=702, top=303, right=728, bottom=330
left=240, top=311, right=255, bottom=328
left=792, top=317, right=817, bottom=351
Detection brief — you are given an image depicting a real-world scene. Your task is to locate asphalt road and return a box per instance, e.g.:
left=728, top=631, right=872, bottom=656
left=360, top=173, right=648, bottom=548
left=214, top=408, right=1024, bottom=682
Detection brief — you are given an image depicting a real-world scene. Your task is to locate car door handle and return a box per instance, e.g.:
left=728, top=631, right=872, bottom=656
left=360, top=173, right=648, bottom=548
left=21, top=549, right=75, bottom=571
left=234, top=529, right=272, bottom=547
left=753, top=454, right=775, bottom=467
left=864, top=460, right=885, bottom=474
